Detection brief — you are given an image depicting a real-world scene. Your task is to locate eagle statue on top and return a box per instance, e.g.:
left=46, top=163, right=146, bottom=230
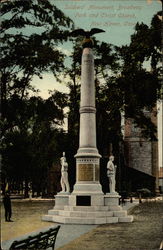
left=70, top=28, right=105, bottom=48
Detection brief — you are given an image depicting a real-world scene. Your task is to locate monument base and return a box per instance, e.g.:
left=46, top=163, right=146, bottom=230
left=54, top=193, right=70, bottom=210
left=69, top=193, right=104, bottom=206
left=42, top=192, right=133, bottom=224
left=73, top=182, right=103, bottom=194
left=104, top=193, right=120, bottom=206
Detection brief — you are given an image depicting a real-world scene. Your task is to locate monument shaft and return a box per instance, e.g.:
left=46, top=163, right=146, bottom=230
left=74, top=48, right=102, bottom=194
left=80, top=48, right=96, bottom=149
left=43, top=35, right=133, bottom=224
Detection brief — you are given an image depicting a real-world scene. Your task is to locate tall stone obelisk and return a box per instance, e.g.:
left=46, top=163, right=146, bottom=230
left=72, top=46, right=103, bottom=196
left=43, top=30, right=133, bottom=223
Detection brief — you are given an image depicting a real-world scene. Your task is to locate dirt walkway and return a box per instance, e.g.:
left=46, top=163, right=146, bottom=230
left=58, top=201, right=163, bottom=250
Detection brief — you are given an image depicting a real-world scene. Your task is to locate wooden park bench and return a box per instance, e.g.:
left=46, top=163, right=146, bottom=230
left=9, top=225, right=60, bottom=250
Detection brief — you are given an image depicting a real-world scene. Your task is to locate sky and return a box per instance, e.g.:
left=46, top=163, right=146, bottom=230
left=32, top=0, right=161, bottom=99
left=55, top=0, right=161, bottom=46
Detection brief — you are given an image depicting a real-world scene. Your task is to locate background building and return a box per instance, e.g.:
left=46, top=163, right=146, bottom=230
left=124, top=108, right=160, bottom=194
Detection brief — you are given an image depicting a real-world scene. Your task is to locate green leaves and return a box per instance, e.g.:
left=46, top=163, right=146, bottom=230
left=116, top=11, right=162, bottom=139
left=1, top=0, right=73, bottom=107
left=0, top=0, right=74, bottom=192
left=1, top=93, right=68, bottom=189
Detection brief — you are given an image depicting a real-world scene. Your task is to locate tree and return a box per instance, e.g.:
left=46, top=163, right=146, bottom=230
left=117, top=11, right=162, bottom=139
left=0, top=0, right=73, bottom=130
left=0, top=0, right=74, bottom=194
left=1, top=92, right=68, bottom=196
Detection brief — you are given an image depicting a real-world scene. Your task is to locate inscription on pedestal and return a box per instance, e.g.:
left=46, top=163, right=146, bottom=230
left=78, top=164, right=93, bottom=181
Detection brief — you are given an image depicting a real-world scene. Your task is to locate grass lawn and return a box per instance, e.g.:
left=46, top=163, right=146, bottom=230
left=1, top=200, right=55, bottom=242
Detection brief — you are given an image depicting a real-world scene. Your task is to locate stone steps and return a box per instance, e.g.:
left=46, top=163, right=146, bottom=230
left=118, top=216, right=133, bottom=222
left=42, top=206, right=133, bottom=224
left=48, top=210, right=59, bottom=215
left=64, top=205, right=109, bottom=211
left=42, top=194, right=134, bottom=224
left=52, top=205, right=64, bottom=210
left=48, top=209, right=127, bottom=218
left=113, top=211, right=127, bottom=217
left=47, top=205, right=124, bottom=218
left=63, top=205, right=122, bottom=211
left=42, top=214, right=119, bottom=224
left=42, top=214, right=133, bottom=224
left=50, top=210, right=114, bottom=217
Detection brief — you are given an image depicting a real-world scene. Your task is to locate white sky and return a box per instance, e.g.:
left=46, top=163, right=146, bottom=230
left=31, top=73, right=69, bottom=99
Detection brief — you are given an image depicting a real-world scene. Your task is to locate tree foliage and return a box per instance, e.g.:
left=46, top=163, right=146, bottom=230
left=1, top=92, right=68, bottom=195
left=0, top=0, right=73, bottom=194
left=117, top=11, right=162, bottom=139
left=0, top=0, right=73, bottom=119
